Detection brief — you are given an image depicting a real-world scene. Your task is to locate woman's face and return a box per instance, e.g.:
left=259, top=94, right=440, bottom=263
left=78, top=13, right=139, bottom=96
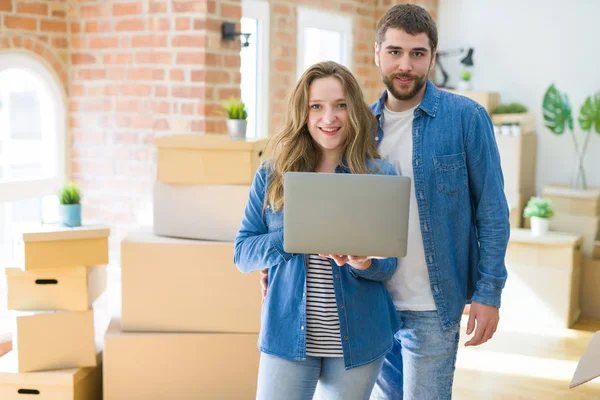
left=306, top=76, right=349, bottom=158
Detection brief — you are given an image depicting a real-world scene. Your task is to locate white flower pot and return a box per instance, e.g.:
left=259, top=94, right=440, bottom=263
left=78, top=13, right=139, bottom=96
left=456, top=80, right=472, bottom=92
left=227, top=119, right=247, bottom=140
left=530, top=216, right=550, bottom=236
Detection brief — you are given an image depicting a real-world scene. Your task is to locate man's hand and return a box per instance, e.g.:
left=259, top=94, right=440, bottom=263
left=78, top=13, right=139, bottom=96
left=464, top=301, right=499, bottom=346
left=260, top=268, right=268, bottom=303
left=319, top=254, right=385, bottom=270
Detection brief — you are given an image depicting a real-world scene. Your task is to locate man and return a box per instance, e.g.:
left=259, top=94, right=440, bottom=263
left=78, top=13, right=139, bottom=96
left=367, top=4, right=509, bottom=399
left=261, top=4, right=509, bottom=399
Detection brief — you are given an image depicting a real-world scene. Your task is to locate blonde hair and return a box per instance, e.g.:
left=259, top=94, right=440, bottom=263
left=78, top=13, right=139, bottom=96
left=265, top=61, right=380, bottom=211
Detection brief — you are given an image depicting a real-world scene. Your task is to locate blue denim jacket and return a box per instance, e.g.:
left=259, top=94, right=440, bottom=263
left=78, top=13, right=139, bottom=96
left=234, top=159, right=401, bottom=369
left=371, top=80, right=510, bottom=330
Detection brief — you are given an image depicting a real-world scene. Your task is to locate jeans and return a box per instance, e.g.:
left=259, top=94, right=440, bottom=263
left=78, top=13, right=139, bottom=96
left=256, top=352, right=384, bottom=400
left=370, top=310, right=460, bottom=400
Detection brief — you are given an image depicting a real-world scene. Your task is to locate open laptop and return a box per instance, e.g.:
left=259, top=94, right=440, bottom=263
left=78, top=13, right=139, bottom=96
left=283, top=172, right=411, bottom=258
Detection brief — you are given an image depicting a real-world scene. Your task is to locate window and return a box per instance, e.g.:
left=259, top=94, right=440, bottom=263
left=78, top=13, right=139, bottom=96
left=240, top=0, right=270, bottom=138
left=296, top=8, right=353, bottom=77
left=0, top=52, right=66, bottom=288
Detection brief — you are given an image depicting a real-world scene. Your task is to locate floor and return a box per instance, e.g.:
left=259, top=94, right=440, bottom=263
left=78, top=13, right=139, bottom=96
left=453, top=317, right=600, bottom=399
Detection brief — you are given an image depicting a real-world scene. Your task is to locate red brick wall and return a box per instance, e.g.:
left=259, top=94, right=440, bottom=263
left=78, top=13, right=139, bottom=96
left=0, top=0, right=437, bottom=265
left=67, top=0, right=243, bottom=259
left=0, top=0, right=70, bottom=94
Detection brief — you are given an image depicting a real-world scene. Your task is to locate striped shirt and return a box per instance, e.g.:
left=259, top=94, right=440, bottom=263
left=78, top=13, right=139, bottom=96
left=305, top=254, right=343, bottom=357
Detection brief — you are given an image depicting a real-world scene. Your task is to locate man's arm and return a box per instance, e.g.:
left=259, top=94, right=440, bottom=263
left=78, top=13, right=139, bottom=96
left=464, top=106, right=510, bottom=346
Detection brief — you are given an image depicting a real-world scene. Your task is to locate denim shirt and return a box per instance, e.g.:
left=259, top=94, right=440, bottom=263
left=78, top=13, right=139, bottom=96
left=234, top=159, right=401, bottom=369
left=371, top=80, right=510, bottom=330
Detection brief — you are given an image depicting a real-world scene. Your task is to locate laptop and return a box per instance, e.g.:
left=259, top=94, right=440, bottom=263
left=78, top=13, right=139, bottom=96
left=283, top=172, right=411, bottom=258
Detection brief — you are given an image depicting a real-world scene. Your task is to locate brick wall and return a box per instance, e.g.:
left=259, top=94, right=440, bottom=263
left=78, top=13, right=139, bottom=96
left=0, top=0, right=70, bottom=95
left=68, top=0, right=243, bottom=261
left=0, top=0, right=437, bottom=266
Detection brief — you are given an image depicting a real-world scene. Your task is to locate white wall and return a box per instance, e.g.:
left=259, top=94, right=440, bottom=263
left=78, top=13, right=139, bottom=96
left=437, top=0, right=600, bottom=194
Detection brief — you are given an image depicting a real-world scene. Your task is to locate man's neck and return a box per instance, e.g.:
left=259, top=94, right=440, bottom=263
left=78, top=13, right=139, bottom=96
left=385, top=85, right=426, bottom=113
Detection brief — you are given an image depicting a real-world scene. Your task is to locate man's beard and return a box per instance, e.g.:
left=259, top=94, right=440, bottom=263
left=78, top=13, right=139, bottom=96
left=381, top=66, right=430, bottom=101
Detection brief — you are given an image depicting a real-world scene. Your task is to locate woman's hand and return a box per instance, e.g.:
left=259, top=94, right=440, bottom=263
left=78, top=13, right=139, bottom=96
left=319, top=254, right=386, bottom=270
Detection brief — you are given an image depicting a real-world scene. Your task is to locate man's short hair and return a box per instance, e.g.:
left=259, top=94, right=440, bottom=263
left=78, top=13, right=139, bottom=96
left=376, top=4, right=438, bottom=52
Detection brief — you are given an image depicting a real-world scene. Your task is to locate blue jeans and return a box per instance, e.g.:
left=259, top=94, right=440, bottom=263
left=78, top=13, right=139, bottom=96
left=256, top=353, right=384, bottom=400
left=370, top=310, right=460, bottom=400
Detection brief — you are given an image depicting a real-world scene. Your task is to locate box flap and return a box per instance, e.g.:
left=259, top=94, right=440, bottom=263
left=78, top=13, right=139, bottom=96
left=15, top=222, right=110, bottom=243
left=570, top=331, right=600, bottom=388
left=509, top=228, right=583, bottom=247
left=0, top=350, right=101, bottom=386
left=5, top=265, right=88, bottom=278
left=544, top=185, right=600, bottom=200
left=154, top=133, right=267, bottom=151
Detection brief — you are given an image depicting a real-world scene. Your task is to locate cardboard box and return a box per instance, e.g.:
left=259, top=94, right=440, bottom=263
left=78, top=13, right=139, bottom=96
left=13, top=311, right=98, bottom=372
left=104, top=318, right=259, bottom=400
left=12, top=223, right=110, bottom=271
left=155, top=134, right=268, bottom=185
left=496, top=134, right=537, bottom=193
left=0, top=351, right=102, bottom=400
left=503, top=229, right=583, bottom=328
left=550, top=213, right=600, bottom=258
left=448, top=90, right=499, bottom=113
left=543, top=185, right=600, bottom=216
left=491, top=112, right=535, bottom=135
left=153, top=182, right=250, bottom=242
left=594, top=241, right=600, bottom=259
left=121, top=231, right=261, bottom=333
left=580, top=258, right=600, bottom=320
left=570, top=331, right=600, bottom=388
left=6, top=266, right=106, bottom=311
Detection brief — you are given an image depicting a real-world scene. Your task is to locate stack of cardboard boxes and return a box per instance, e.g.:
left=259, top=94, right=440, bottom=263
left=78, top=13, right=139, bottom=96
left=103, top=135, right=268, bottom=399
left=0, top=223, right=109, bottom=399
left=542, top=186, right=600, bottom=320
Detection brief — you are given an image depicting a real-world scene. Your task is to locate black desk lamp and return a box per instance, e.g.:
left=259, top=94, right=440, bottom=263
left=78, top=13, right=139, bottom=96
left=435, top=47, right=474, bottom=88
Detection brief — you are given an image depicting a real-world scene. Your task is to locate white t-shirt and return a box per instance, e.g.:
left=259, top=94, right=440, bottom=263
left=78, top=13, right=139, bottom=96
left=378, top=104, right=436, bottom=311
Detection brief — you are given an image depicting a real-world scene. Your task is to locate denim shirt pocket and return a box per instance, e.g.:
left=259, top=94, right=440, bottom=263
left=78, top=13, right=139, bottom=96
left=433, top=152, right=468, bottom=195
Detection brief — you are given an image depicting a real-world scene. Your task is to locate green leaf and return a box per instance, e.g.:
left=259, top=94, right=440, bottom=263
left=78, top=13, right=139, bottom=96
left=58, top=182, right=81, bottom=205
left=542, top=84, right=573, bottom=135
left=578, top=92, right=600, bottom=133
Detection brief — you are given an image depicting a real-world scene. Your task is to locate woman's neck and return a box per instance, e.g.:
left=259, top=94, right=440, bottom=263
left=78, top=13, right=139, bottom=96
left=316, top=151, right=342, bottom=173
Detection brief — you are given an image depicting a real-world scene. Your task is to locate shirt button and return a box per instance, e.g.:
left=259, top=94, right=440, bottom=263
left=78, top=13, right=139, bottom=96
left=340, top=304, right=344, bottom=309
left=344, top=336, right=348, bottom=340
left=375, top=137, right=380, bottom=141
left=301, top=326, right=304, bottom=330
left=429, top=256, right=434, bottom=263
left=335, top=274, right=340, bottom=279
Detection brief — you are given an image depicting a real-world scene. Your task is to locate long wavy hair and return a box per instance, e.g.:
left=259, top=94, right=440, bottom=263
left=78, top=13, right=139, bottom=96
left=265, top=61, right=380, bottom=211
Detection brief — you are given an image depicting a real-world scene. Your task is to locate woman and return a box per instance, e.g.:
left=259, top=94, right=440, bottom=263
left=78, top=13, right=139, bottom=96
left=234, top=61, right=400, bottom=400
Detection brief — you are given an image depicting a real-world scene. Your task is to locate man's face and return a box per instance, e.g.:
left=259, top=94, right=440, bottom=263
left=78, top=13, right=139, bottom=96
left=375, top=28, right=435, bottom=101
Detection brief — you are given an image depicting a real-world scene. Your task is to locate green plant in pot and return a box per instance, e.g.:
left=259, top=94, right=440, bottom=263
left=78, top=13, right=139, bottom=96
left=58, top=182, right=82, bottom=227
left=523, top=196, right=554, bottom=236
left=456, top=69, right=472, bottom=92
left=542, top=84, right=600, bottom=189
left=222, top=97, right=248, bottom=140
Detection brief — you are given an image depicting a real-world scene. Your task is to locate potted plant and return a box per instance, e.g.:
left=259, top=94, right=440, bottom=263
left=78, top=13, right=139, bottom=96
left=58, top=182, right=82, bottom=227
left=523, top=196, right=554, bottom=236
left=542, top=84, right=600, bottom=189
left=456, top=69, right=472, bottom=91
left=222, top=97, right=248, bottom=139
